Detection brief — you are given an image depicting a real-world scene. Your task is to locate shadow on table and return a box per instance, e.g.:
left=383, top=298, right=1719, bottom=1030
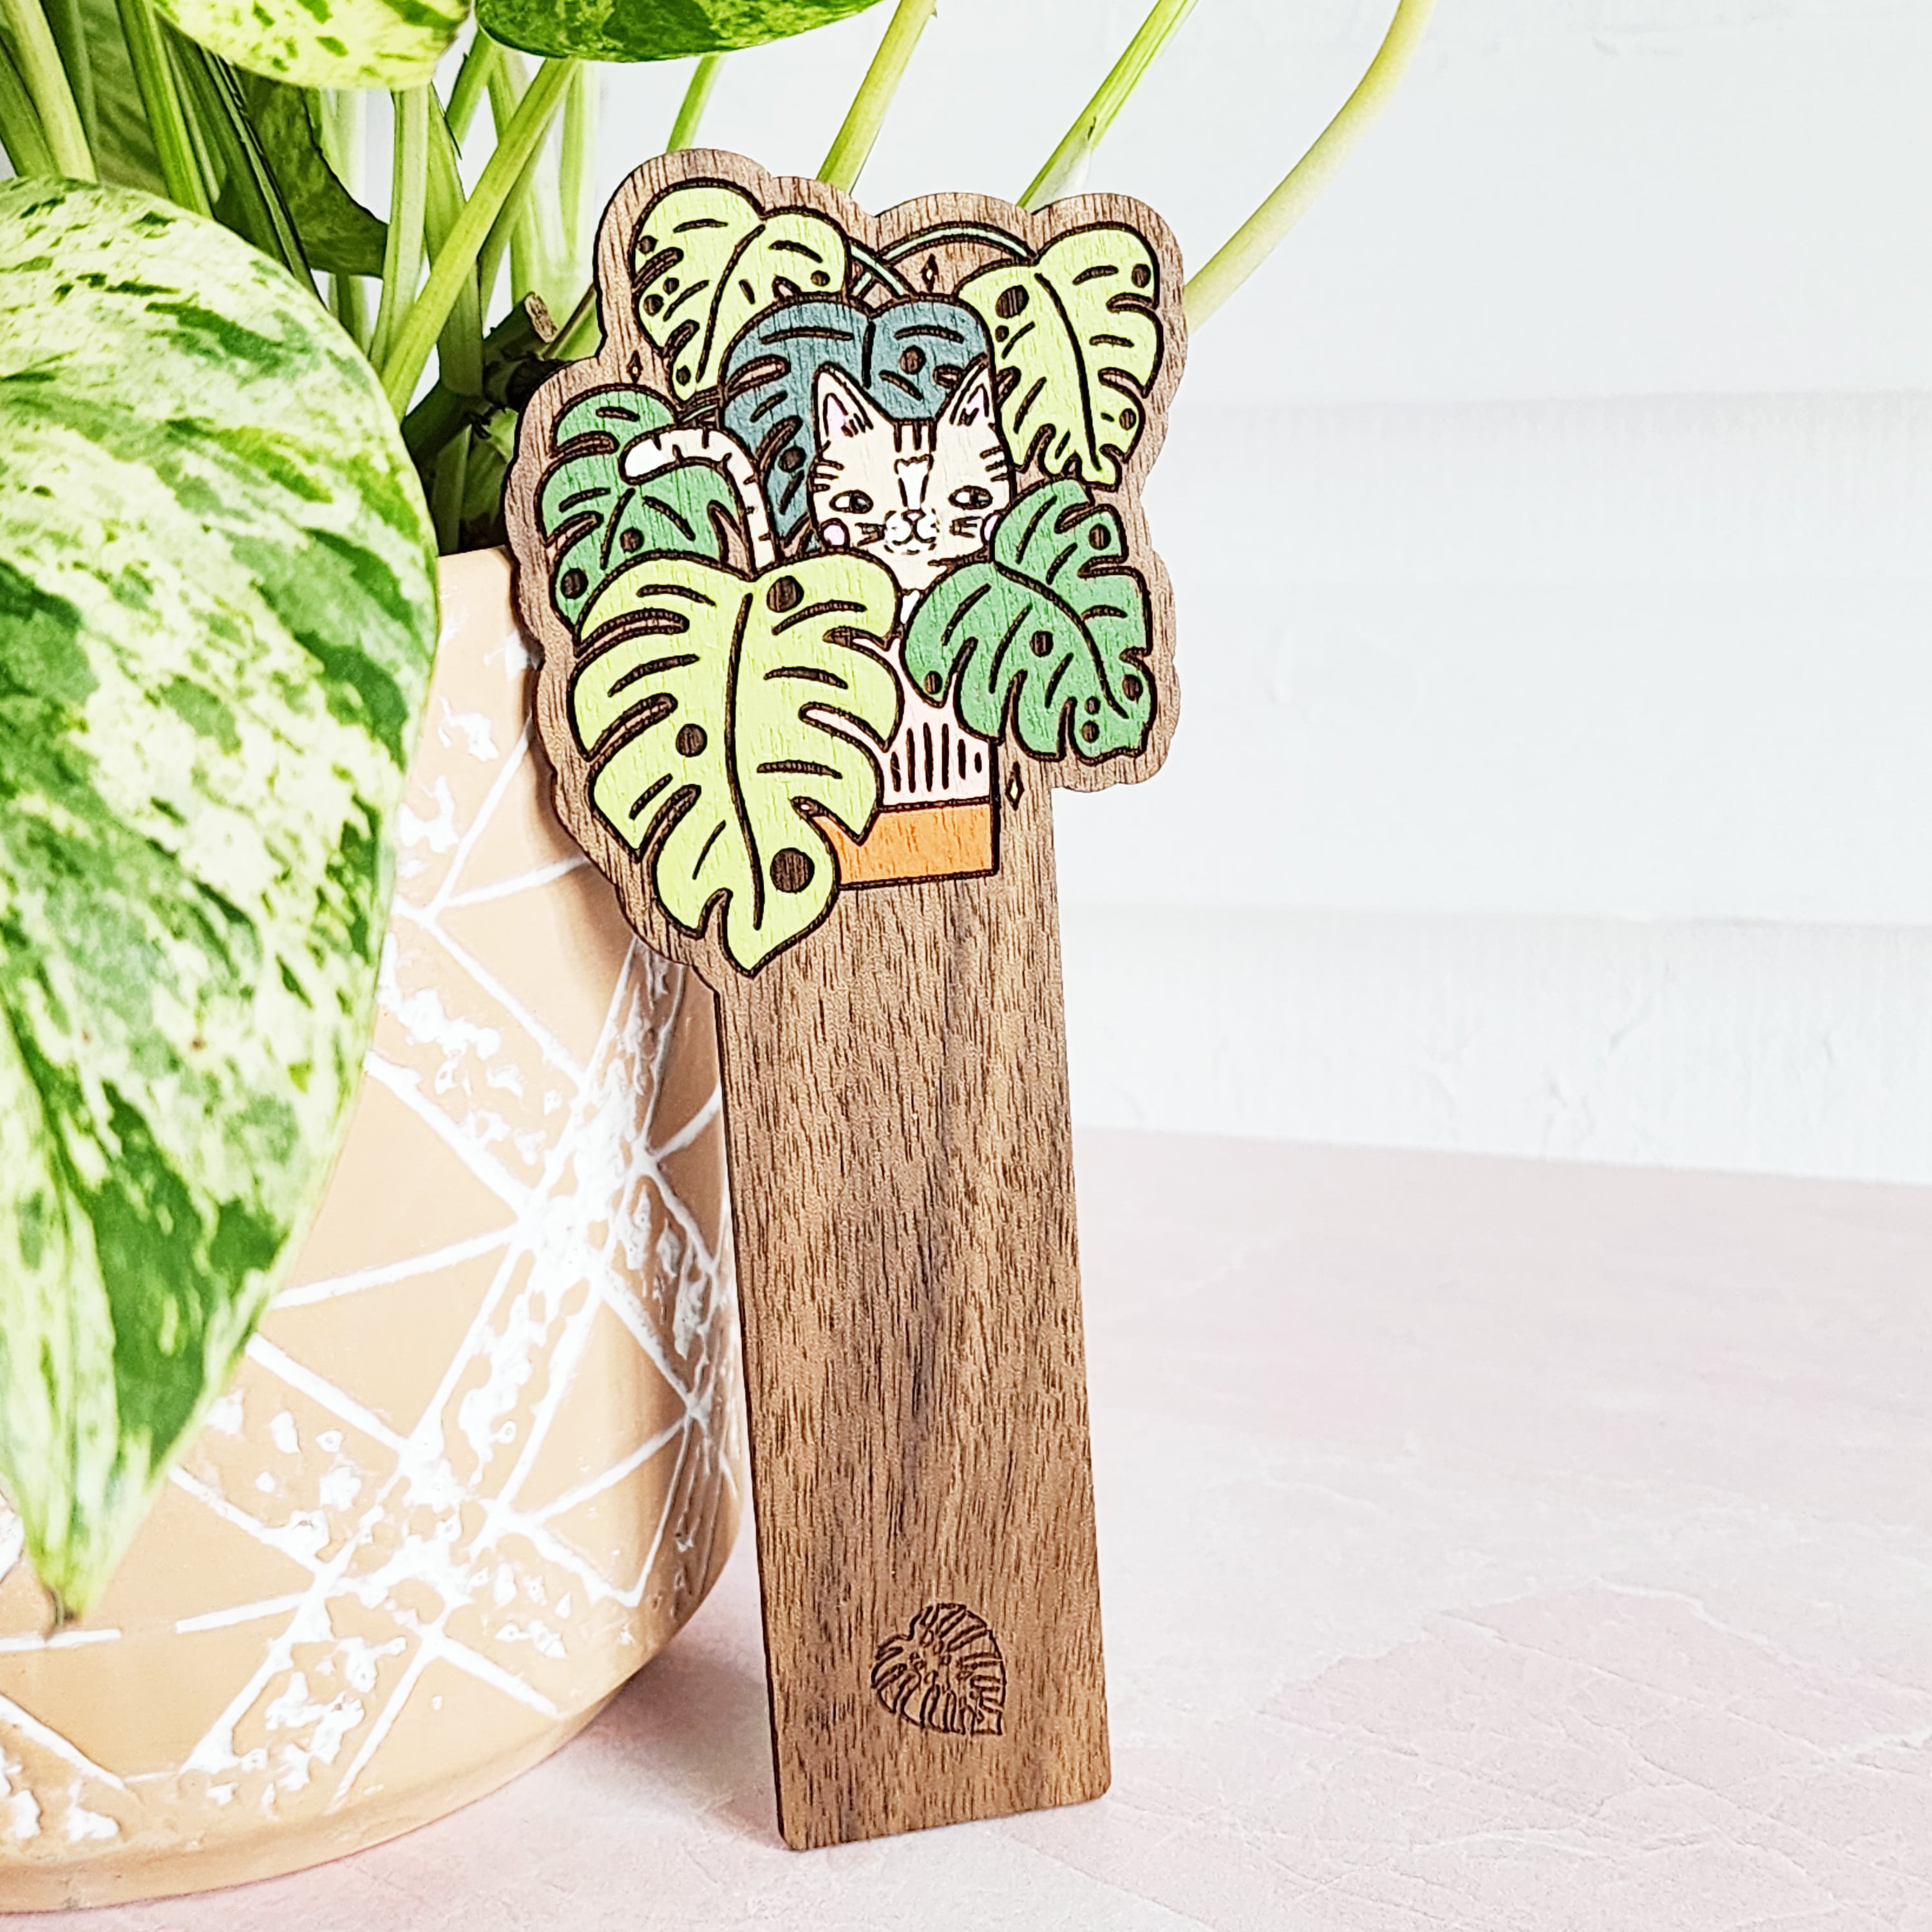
left=574, top=1556, right=781, bottom=1847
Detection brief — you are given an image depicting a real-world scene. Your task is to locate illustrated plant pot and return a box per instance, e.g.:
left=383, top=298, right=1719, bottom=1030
left=0, top=551, right=741, bottom=1911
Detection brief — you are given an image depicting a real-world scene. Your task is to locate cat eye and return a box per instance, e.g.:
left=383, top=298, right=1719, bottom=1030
left=949, top=486, right=994, bottom=510
left=829, top=489, right=874, bottom=515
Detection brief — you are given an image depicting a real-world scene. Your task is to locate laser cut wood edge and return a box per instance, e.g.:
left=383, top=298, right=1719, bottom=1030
left=501, top=145, right=1188, bottom=996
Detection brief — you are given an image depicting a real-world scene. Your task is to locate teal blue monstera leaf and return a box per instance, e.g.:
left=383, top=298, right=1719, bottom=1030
left=721, top=298, right=993, bottom=541
left=0, top=182, right=439, bottom=1618
left=904, top=478, right=1154, bottom=763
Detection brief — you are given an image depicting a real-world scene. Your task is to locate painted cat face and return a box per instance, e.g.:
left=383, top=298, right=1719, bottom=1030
left=809, top=360, right=1012, bottom=595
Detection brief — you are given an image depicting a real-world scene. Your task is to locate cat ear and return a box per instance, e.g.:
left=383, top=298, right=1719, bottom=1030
left=815, top=366, right=872, bottom=444
left=942, top=359, right=996, bottom=431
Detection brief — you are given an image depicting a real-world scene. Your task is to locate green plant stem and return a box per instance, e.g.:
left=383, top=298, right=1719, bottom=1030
left=113, top=0, right=207, bottom=214
left=484, top=46, right=562, bottom=311
left=1, top=0, right=93, bottom=177
left=0, top=38, right=55, bottom=175
left=330, top=272, right=368, bottom=346
left=425, top=98, right=483, bottom=395
left=379, top=57, right=575, bottom=415
left=559, top=61, right=596, bottom=287
left=818, top=0, right=933, bottom=195
left=473, top=114, right=545, bottom=315
left=666, top=51, right=722, bottom=151
left=318, top=86, right=363, bottom=191
left=42, top=0, right=93, bottom=157
left=1021, top=0, right=1196, bottom=210
left=369, top=85, right=429, bottom=372
left=545, top=281, right=598, bottom=360
left=429, top=426, right=468, bottom=552
left=1185, top=0, right=1435, bottom=328
left=319, top=90, right=370, bottom=350
left=444, top=32, right=496, bottom=145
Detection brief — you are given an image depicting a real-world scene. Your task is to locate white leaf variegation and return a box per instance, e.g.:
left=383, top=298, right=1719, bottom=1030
left=151, top=0, right=468, bottom=90
left=0, top=182, right=438, bottom=1617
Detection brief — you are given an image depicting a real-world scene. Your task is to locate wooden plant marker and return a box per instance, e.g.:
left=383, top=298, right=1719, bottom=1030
left=505, top=150, right=1184, bottom=1849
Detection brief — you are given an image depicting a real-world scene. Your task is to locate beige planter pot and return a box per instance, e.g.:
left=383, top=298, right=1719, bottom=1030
left=0, top=552, right=741, bottom=1911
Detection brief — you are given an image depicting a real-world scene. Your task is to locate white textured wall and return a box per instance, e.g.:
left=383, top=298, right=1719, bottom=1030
left=587, top=0, right=1932, bottom=1180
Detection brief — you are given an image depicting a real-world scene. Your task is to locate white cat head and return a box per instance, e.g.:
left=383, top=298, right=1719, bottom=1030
left=808, top=359, right=1011, bottom=594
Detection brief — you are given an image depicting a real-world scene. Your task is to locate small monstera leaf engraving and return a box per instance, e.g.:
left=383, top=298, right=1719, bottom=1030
left=904, top=478, right=1153, bottom=763
left=721, top=298, right=992, bottom=541
left=871, top=1603, right=1007, bottom=1737
left=571, top=554, right=902, bottom=972
left=632, top=183, right=849, bottom=402
left=537, top=387, right=744, bottom=629
left=958, top=226, right=1162, bottom=487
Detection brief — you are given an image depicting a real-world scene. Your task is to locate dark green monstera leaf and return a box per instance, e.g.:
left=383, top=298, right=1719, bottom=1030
left=0, top=181, right=438, bottom=1617
left=904, top=478, right=1153, bottom=763
left=478, top=0, right=886, bottom=64
left=720, top=297, right=993, bottom=541
left=536, top=385, right=747, bottom=630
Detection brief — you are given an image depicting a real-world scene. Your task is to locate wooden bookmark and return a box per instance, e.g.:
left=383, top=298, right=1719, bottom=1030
left=504, top=149, right=1184, bottom=1850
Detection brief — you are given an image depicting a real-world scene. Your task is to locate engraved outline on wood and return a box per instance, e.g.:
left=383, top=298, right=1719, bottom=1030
left=502, top=149, right=1186, bottom=987
left=871, top=1603, right=1009, bottom=1738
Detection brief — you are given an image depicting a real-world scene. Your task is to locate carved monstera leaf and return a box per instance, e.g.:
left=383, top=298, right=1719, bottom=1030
left=958, top=227, right=1163, bottom=487
left=720, top=298, right=992, bottom=541
left=631, top=183, right=848, bottom=402
left=904, top=478, right=1153, bottom=763
left=570, top=554, right=902, bottom=971
left=536, top=386, right=744, bottom=630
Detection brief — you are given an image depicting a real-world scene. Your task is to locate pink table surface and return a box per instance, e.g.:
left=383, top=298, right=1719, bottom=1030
left=15, top=1130, right=1931, bottom=1930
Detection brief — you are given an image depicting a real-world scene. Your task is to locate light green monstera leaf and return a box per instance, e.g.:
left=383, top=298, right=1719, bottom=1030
left=149, top=0, right=468, bottom=88
left=0, top=181, right=438, bottom=1618
left=478, top=0, right=886, bottom=63
left=571, top=554, right=901, bottom=972
left=959, top=226, right=1164, bottom=487
left=631, top=182, right=849, bottom=402
left=904, top=478, right=1153, bottom=763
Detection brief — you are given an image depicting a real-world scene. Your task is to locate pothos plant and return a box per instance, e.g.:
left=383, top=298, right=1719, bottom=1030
left=0, top=0, right=1434, bottom=1618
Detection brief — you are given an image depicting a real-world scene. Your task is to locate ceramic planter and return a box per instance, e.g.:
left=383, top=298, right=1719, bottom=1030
left=0, top=551, right=741, bottom=1910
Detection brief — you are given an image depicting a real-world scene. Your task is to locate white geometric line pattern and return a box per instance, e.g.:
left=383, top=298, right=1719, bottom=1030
left=0, top=554, right=743, bottom=1906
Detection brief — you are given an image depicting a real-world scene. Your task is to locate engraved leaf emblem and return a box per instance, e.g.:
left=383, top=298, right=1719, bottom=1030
left=903, top=478, right=1154, bottom=763
left=569, top=554, right=902, bottom=972
left=631, top=182, right=849, bottom=402
left=958, top=225, right=1162, bottom=487
left=872, top=1604, right=1007, bottom=1737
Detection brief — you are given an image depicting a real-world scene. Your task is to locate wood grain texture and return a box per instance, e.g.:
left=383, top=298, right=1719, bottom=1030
left=718, top=768, right=1103, bottom=1845
left=501, top=148, right=1185, bottom=1848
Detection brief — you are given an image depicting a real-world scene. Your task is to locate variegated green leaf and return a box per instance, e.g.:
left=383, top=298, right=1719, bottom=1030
left=477, top=0, right=884, bottom=64
left=0, top=181, right=438, bottom=1618
left=148, top=0, right=468, bottom=90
